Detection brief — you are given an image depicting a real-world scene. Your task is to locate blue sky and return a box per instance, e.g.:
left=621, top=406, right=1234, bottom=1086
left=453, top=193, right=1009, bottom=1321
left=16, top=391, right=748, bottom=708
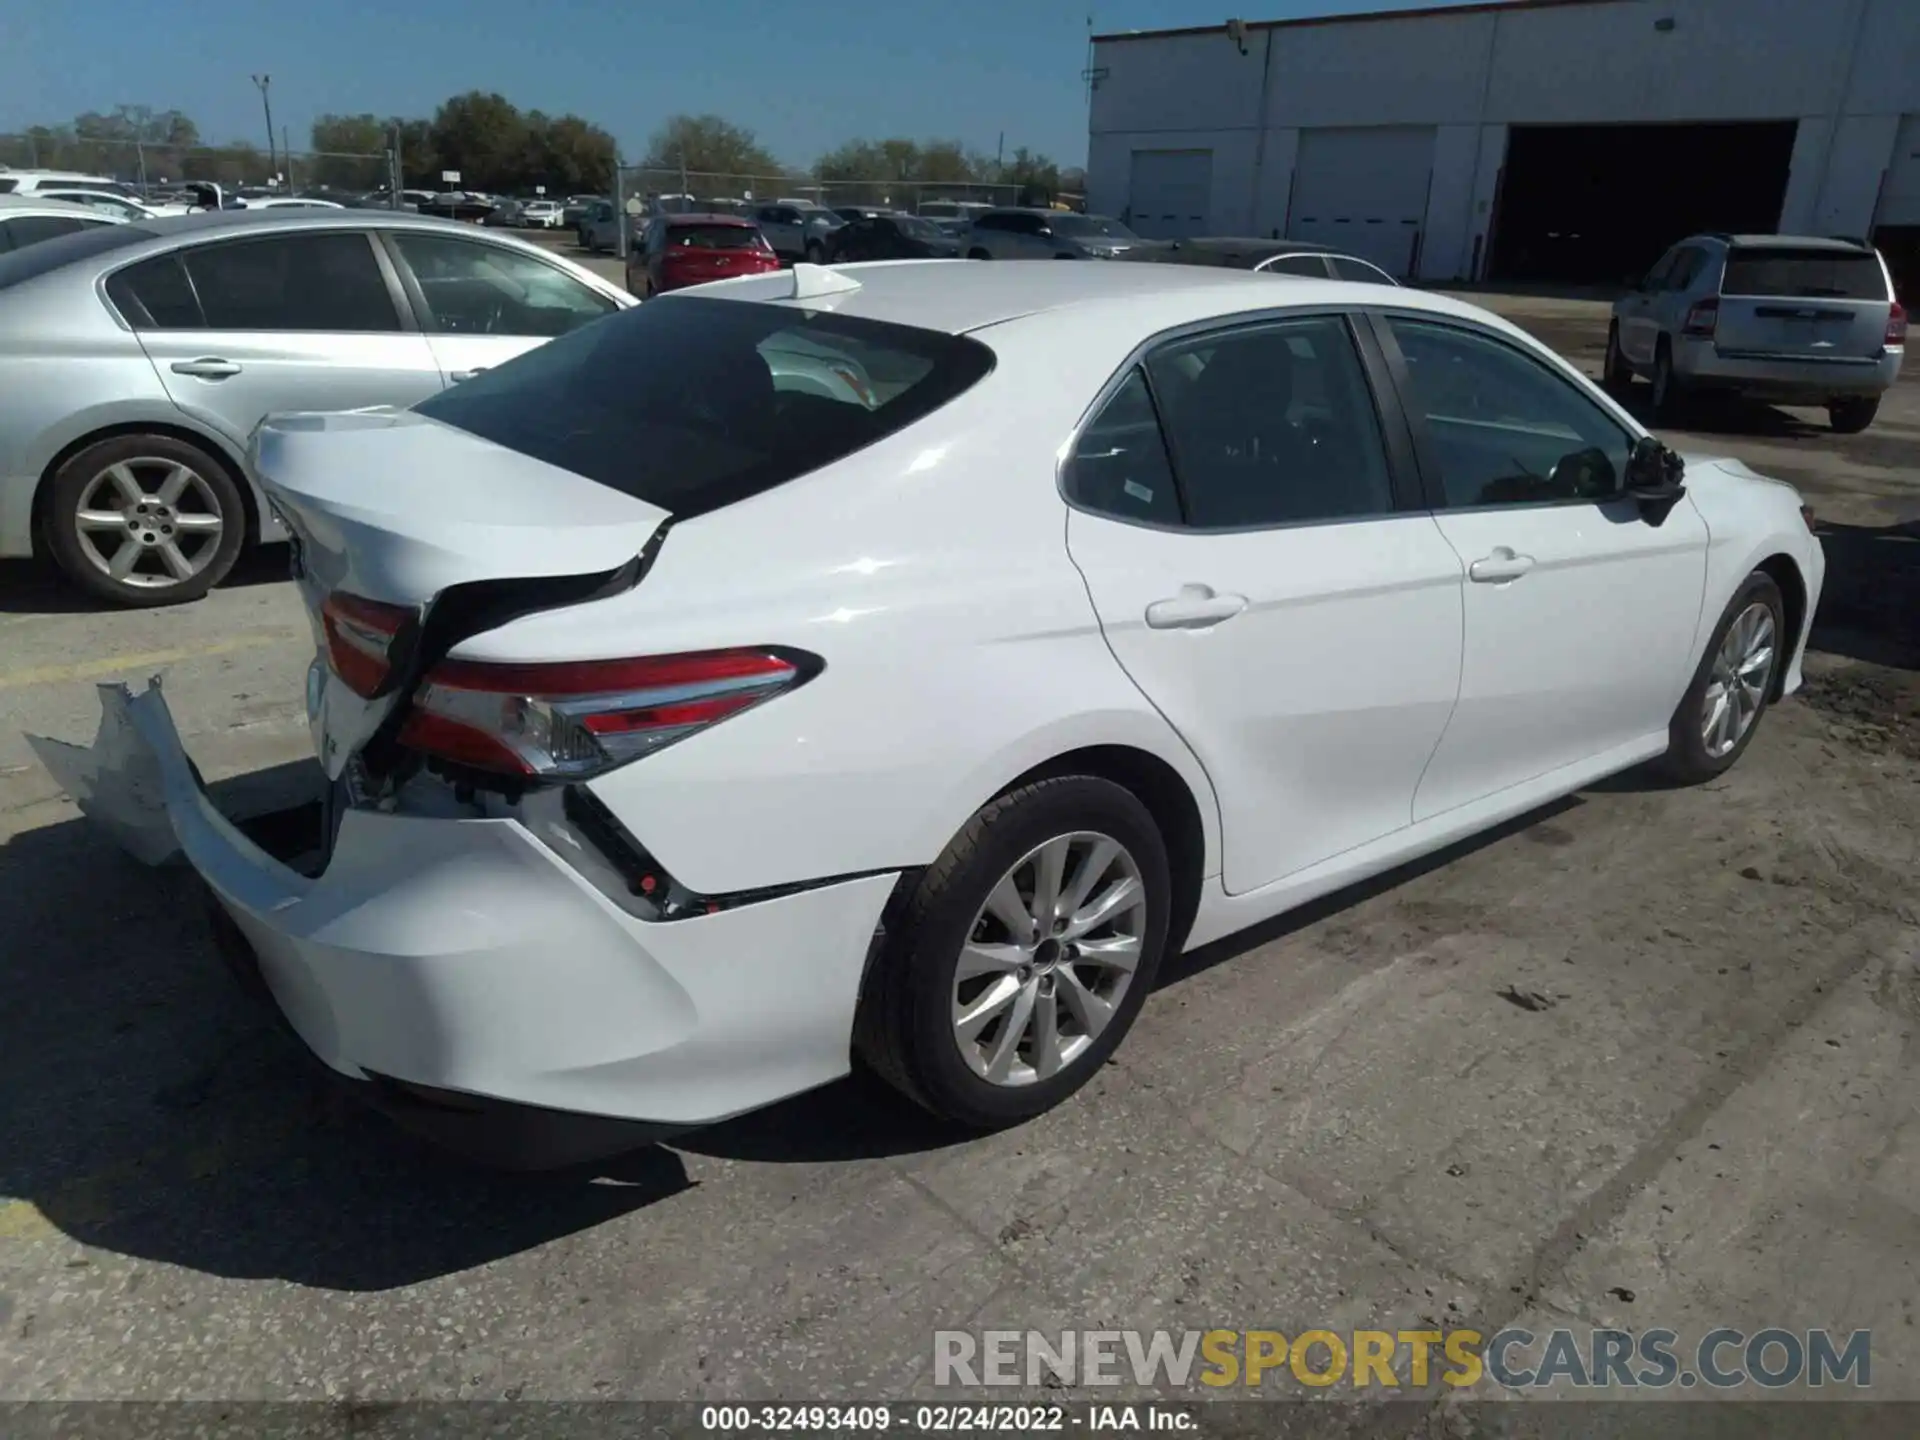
left=3, top=0, right=1498, bottom=169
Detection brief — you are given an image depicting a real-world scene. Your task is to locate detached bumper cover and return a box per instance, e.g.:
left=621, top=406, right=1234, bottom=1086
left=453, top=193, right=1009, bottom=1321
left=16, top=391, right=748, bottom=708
left=30, top=680, right=898, bottom=1131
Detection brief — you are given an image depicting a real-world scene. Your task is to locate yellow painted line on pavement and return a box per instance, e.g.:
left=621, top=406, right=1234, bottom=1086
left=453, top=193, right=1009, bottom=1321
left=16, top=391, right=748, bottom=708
left=0, top=1199, right=58, bottom=1242
left=0, top=633, right=289, bottom=691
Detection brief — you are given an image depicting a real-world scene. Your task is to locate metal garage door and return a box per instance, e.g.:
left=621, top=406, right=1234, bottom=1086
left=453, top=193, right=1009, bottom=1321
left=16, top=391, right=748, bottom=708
left=1875, top=114, right=1920, bottom=227
left=1287, top=126, right=1435, bottom=277
left=1128, top=150, right=1212, bottom=239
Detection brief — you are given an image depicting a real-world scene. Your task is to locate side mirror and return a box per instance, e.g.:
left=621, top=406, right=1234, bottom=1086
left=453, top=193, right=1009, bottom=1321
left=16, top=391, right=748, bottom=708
left=1624, top=436, right=1686, bottom=524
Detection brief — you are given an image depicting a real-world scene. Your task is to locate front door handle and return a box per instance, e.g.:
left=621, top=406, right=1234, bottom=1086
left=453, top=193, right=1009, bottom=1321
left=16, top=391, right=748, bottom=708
left=1145, top=584, right=1248, bottom=630
left=450, top=367, right=489, bottom=382
left=1468, top=547, right=1536, bottom=583
left=170, top=357, right=241, bottom=379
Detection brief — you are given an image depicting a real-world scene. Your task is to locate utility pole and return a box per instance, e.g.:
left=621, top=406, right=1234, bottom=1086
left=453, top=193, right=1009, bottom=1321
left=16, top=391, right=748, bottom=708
left=282, top=125, right=291, bottom=189
left=678, top=148, right=689, bottom=200
left=612, top=153, right=628, bottom=261
left=251, top=74, right=275, bottom=183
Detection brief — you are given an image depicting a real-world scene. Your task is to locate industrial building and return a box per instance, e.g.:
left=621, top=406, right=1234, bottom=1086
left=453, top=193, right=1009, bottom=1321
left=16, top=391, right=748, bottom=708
left=1085, top=0, right=1920, bottom=294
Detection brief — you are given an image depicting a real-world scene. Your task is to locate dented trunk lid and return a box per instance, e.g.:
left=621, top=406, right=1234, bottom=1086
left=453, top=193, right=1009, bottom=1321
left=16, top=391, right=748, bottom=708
left=251, top=408, right=668, bottom=778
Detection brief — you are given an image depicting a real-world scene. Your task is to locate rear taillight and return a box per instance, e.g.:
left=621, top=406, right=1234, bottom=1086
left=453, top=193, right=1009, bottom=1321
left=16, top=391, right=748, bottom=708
left=1887, top=301, right=1907, bottom=348
left=1682, top=298, right=1719, bottom=338
left=396, top=648, right=816, bottom=779
left=321, top=592, right=415, bottom=699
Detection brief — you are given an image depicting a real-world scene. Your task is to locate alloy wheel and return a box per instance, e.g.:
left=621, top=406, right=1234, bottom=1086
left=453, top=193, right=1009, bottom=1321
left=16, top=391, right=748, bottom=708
left=72, top=457, right=225, bottom=590
left=950, top=832, right=1147, bottom=1087
left=1701, top=601, right=1776, bottom=759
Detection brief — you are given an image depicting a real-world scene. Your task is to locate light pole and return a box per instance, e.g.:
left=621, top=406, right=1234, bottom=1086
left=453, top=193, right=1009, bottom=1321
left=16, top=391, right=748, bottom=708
left=251, top=74, right=276, bottom=184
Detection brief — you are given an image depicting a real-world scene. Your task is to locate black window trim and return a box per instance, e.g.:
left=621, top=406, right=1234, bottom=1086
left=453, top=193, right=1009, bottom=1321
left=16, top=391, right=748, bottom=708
left=1055, top=305, right=1428, bottom=537
left=101, top=228, right=417, bottom=335
left=373, top=228, right=618, bottom=336
left=1363, top=308, right=1645, bottom=518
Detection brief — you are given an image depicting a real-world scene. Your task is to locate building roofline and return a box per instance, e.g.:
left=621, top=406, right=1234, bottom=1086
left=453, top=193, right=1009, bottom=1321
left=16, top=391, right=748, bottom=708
left=1092, top=0, right=1614, bottom=45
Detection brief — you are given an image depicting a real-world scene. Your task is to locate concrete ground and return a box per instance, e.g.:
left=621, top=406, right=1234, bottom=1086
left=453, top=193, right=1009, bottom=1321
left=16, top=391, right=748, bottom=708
left=1, top=278, right=1918, bottom=1426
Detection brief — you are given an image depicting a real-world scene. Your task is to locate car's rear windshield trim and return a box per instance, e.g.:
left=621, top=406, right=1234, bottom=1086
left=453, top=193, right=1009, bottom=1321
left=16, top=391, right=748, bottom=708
left=412, top=295, right=995, bottom=520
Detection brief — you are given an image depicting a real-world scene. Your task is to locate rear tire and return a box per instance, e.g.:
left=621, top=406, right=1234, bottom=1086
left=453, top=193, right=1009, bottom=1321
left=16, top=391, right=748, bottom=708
left=805, top=241, right=826, bottom=264
left=1602, top=323, right=1634, bottom=394
left=43, top=433, right=245, bottom=607
left=1654, top=571, right=1786, bottom=784
left=1828, top=397, right=1879, bottom=434
left=1650, top=339, right=1685, bottom=421
left=855, top=776, right=1171, bottom=1129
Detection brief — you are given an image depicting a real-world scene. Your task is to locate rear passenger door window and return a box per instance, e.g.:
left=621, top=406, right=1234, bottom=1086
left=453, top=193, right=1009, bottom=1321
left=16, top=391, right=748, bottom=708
left=1384, top=316, right=1632, bottom=509
left=187, top=233, right=401, bottom=331
left=1064, top=368, right=1183, bottom=526
left=1145, top=315, right=1397, bottom=528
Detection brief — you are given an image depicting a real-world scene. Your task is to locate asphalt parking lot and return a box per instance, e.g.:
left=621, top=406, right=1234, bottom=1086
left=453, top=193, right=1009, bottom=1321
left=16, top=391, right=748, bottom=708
left=2, top=274, right=1918, bottom=1422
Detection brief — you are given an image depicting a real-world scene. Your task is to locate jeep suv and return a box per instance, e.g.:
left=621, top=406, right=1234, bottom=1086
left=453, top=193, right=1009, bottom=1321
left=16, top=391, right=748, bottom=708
left=1607, top=234, right=1905, bottom=433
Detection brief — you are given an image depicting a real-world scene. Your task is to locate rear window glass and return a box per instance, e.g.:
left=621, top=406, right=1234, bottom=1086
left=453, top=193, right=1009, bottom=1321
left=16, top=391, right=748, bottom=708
left=669, top=224, right=761, bottom=250
left=413, top=294, right=996, bottom=518
left=1722, top=249, right=1887, bottom=300
left=0, top=221, right=152, bottom=289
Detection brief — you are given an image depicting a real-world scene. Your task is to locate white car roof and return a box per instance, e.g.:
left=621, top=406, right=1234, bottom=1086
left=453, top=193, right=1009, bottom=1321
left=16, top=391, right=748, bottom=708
left=678, top=258, right=1497, bottom=338
left=0, top=194, right=126, bottom=220
left=0, top=169, right=118, bottom=189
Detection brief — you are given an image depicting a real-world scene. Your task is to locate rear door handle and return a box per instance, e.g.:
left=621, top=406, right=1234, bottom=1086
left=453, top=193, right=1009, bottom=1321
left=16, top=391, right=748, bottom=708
left=450, top=367, right=489, bottom=382
left=1145, top=584, right=1248, bottom=630
left=1468, top=547, right=1536, bottom=583
left=170, top=357, right=241, bottom=379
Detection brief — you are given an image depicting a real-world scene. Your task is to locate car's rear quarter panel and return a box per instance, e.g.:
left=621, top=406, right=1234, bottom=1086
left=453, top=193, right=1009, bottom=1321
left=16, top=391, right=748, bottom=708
left=0, top=274, right=184, bottom=557
left=444, top=331, right=1223, bottom=898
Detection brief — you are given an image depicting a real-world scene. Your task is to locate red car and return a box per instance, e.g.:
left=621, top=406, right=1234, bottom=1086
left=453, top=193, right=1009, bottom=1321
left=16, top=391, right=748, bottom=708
left=625, top=213, right=780, bottom=297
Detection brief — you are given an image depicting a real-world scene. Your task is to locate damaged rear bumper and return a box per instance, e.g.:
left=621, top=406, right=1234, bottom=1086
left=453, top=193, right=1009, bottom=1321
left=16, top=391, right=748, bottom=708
left=31, top=681, right=899, bottom=1164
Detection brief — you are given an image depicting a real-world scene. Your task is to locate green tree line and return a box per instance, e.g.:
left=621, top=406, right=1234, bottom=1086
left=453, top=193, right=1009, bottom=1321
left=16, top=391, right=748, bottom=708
left=7, top=97, right=1079, bottom=202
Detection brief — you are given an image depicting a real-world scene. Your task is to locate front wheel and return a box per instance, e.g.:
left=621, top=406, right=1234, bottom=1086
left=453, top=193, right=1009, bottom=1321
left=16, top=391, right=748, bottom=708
left=1655, top=571, right=1786, bottom=784
left=43, top=434, right=246, bottom=607
left=1829, top=397, right=1879, bottom=434
left=855, top=775, right=1171, bottom=1128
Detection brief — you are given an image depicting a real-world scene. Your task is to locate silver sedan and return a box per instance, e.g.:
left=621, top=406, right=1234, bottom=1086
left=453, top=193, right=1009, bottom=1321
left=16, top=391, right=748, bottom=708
left=0, top=209, right=632, bottom=606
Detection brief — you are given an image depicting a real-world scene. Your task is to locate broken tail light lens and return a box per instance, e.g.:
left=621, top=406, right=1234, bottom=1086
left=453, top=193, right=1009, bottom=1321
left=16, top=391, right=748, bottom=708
left=1682, top=298, right=1719, bottom=338
left=397, top=647, right=817, bottom=779
left=321, top=592, right=416, bottom=699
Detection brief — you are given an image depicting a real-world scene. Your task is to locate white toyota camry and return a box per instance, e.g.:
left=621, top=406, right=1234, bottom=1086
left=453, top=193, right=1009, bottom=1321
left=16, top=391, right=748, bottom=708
left=35, top=260, right=1825, bottom=1166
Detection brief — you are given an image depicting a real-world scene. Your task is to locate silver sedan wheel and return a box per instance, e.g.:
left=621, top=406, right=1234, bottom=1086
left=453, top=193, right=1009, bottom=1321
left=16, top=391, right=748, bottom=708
left=1701, top=601, right=1776, bottom=758
left=950, top=831, right=1147, bottom=1088
left=72, top=457, right=225, bottom=590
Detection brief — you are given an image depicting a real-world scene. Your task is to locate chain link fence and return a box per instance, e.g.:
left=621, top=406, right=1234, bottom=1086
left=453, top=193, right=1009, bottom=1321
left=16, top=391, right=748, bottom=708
left=2, top=136, right=394, bottom=199
left=613, top=165, right=1035, bottom=215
